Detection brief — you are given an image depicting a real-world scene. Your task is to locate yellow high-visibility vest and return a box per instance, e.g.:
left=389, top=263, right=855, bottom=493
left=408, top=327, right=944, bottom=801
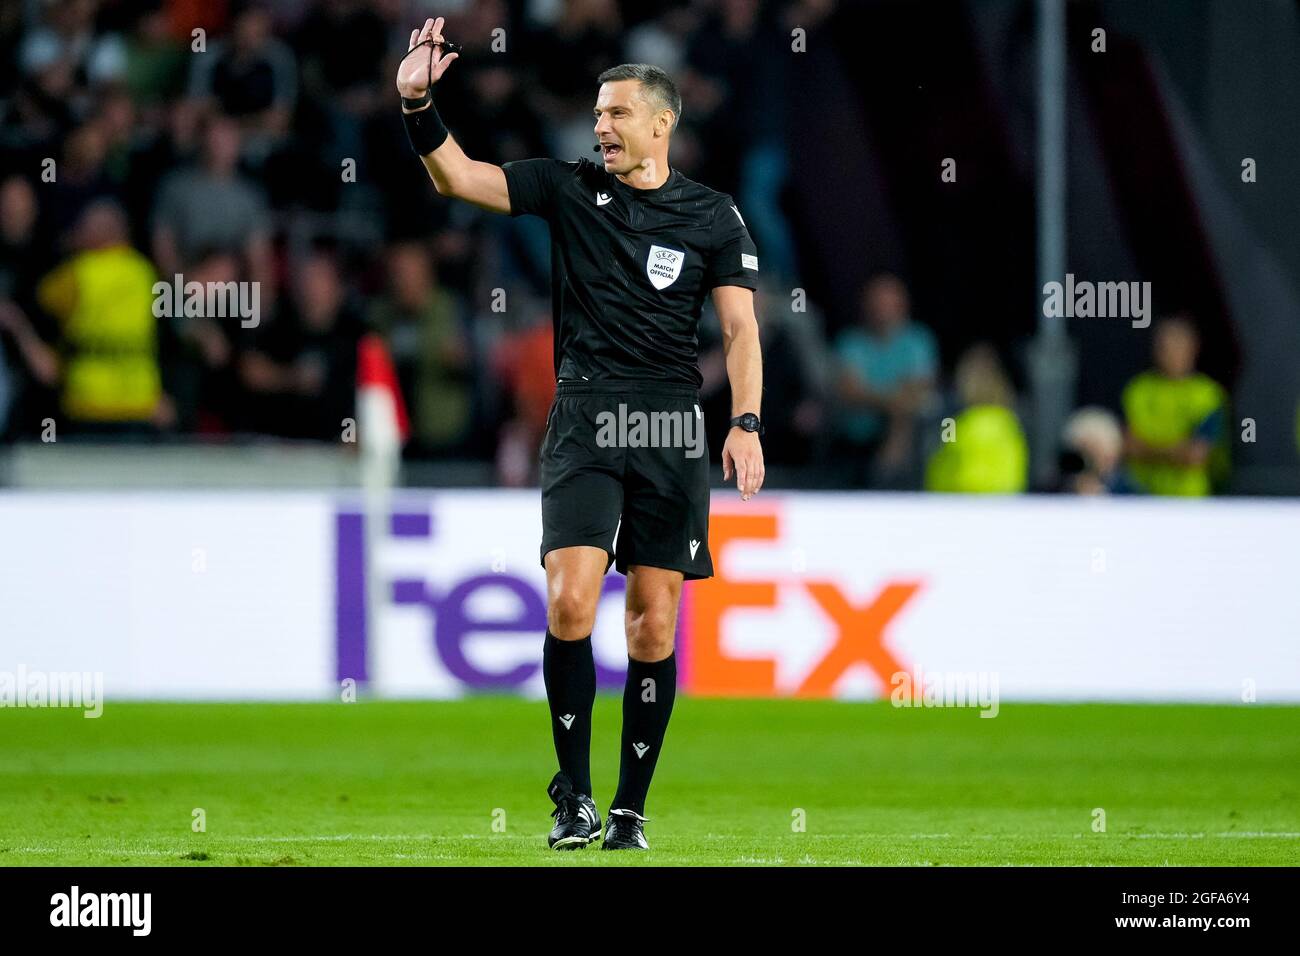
left=39, top=246, right=161, bottom=421
left=1121, top=371, right=1226, bottom=496
left=925, top=404, right=1028, bottom=494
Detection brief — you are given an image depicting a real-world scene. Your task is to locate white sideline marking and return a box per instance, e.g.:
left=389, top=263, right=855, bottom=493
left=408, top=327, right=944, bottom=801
left=10, top=830, right=1298, bottom=856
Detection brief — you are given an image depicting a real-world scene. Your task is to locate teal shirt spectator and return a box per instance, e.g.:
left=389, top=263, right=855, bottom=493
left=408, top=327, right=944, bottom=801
left=834, top=322, right=938, bottom=442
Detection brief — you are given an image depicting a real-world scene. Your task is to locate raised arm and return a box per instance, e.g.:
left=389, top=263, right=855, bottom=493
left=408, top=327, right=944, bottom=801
left=397, top=17, right=511, bottom=214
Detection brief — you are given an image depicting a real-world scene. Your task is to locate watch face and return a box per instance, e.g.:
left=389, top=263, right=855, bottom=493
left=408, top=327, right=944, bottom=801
left=736, top=413, right=760, bottom=431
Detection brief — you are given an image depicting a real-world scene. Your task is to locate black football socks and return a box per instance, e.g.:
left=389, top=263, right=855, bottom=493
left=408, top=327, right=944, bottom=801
left=611, top=651, right=678, bottom=816
left=542, top=630, right=596, bottom=796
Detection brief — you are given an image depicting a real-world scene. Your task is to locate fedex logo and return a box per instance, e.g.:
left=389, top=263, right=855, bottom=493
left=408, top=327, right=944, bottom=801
left=334, top=508, right=631, bottom=690
left=333, top=502, right=919, bottom=699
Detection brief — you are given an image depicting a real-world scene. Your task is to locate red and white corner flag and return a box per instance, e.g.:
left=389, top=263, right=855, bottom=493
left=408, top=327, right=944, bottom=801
left=356, top=332, right=410, bottom=451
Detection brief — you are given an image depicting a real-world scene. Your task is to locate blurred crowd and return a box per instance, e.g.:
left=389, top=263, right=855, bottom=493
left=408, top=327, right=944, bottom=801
left=0, top=0, right=1231, bottom=495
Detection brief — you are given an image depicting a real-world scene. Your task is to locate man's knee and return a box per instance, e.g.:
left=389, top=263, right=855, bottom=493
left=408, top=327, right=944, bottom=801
left=549, top=588, right=598, bottom=639
left=625, top=601, right=677, bottom=661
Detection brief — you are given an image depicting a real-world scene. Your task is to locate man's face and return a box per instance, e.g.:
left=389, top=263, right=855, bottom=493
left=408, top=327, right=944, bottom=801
left=298, top=258, right=342, bottom=329
left=204, top=119, right=242, bottom=174
left=863, top=279, right=909, bottom=335
left=593, top=80, right=666, bottom=179
left=389, top=245, right=431, bottom=306
left=191, top=253, right=240, bottom=286
left=0, top=177, right=36, bottom=242
left=233, top=10, right=270, bottom=53
left=1154, top=321, right=1198, bottom=377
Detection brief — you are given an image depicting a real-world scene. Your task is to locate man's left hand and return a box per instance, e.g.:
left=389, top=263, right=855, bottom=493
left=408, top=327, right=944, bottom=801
left=722, top=428, right=765, bottom=500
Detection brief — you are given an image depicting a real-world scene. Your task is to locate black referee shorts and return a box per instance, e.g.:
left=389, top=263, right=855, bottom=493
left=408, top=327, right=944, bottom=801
left=539, top=380, right=713, bottom=580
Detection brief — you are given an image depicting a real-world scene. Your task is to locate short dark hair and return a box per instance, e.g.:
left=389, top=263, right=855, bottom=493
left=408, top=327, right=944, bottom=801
left=597, top=63, right=682, bottom=132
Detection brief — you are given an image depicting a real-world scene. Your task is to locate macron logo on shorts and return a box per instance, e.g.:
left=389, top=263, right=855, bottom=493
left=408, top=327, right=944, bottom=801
left=689, top=539, right=701, bottom=559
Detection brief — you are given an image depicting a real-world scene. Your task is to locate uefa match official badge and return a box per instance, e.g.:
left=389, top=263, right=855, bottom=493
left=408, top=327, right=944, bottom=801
left=646, top=244, right=685, bottom=289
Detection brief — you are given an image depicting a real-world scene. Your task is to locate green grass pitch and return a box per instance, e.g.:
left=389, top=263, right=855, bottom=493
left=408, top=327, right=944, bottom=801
left=2, top=698, right=1297, bottom=866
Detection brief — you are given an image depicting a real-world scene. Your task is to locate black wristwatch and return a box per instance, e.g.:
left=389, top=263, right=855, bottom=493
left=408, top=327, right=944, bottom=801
left=729, top=412, right=764, bottom=436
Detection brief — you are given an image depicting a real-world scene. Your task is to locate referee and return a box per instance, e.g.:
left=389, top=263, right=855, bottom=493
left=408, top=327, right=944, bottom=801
left=398, top=17, right=765, bottom=850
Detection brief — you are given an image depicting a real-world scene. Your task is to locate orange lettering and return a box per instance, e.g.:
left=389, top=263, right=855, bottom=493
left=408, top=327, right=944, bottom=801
left=686, top=512, right=780, bottom=695
left=796, top=582, right=921, bottom=697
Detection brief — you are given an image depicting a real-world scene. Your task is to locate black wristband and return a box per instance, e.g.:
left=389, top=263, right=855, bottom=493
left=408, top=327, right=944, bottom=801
left=402, top=98, right=448, bottom=156
left=401, top=90, right=432, bottom=111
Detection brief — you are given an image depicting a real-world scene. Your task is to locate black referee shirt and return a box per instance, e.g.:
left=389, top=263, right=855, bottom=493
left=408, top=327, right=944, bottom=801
left=501, top=156, right=759, bottom=387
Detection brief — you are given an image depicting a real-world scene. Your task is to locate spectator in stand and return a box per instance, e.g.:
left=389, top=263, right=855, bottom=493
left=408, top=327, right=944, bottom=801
left=120, top=5, right=188, bottom=112
left=699, top=277, right=828, bottom=468
left=187, top=1, right=296, bottom=164
left=925, top=343, right=1027, bottom=494
left=758, top=279, right=829, bottom=466
left=682, top=0, right=796, bottom=276
left=294, top=0, right=390, bottom=160
left=158, top=248, right=246, bottom=434
left=20, top=200, right=162, bottom=435
left=45, top=121, right=116, bottom=241
left=492, top=305, right=554, bottom=487
left=151, top=112, right=274, bottom=300
left=523, top=0, right=625, bottom=163
left=19, top=0, right=127, bottom=93
left=832, top=273, right=938, bottom=487
left=368, top=241, right=472, bottom=455
left=0, top=174, right=60, bottom=437
left=96, top=86, right=141, bottom=188
left=237, top=250, right=361, bottom=441
left=0, top=173, right=47, bottom=303
left=1058, top=406, right=1134, bottom=495
left=1121, top=314, right=1228, bottom=496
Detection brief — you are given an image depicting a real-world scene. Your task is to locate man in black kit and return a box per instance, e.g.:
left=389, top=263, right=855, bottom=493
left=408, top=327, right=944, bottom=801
left=398, top=16, right=765, bottom=851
